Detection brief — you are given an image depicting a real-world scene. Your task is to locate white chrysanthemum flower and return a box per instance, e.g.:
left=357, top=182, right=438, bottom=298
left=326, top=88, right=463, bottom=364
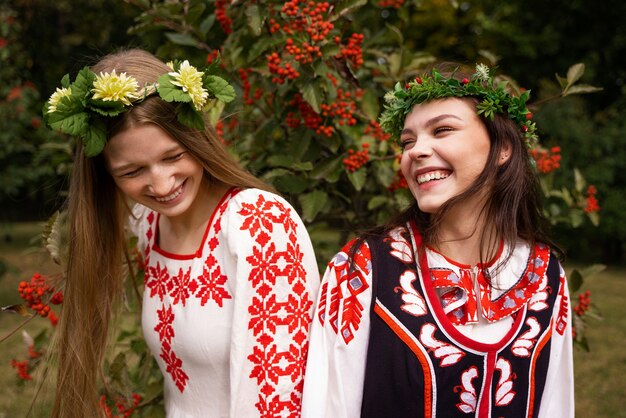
left=47, top=87, right=72, bottom=113
left=475, top=63, right=490, bottom=82
left=166, top=61, right=175, bottom=70
left=384, top=90, right=398, bottom=104
left=92, top=70, right=139, bottom=105
left=168, top=60, right=208, bottom=111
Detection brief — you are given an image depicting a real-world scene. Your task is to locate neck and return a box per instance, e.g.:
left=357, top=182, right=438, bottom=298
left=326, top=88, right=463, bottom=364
left=433, top=197, right=498, bottom=266
left=159, top=181, right=228, bottom=248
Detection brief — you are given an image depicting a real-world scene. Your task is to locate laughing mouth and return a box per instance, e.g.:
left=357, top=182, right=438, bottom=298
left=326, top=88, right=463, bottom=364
left=155, top=183, right=183, bottom=202
left=417, top=170, right=450, bottom=185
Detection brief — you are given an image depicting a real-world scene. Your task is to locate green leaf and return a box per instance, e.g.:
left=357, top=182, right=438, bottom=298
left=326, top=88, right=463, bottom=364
left=579, top=264, right=606, bottom=279
left=361, top=89, right=380, bottom=120
left=205, top=76, right=236, bottom=103
left=199, top=14, right=216, bottom=36
left=273, top=175, right=312, bottom=194
left=310, top=155, right=343, bottom=182
left=176, top=104, right=205, bottom=130
left=374, top=161, right=395, bottom=187
left=82, top=120, right=107, bottom=157
left=165, top=32, right=199, bottom=47
left=157, top=75, right=191, bottom=103
left=72, top=67, right=96, bottom=100
left=267, top=155, right=301, bottom=168
left=246, top=4, right=263, bottom=36
left=331, top=0, right=368, bottom=21
left=347, top=168, right=367, bottom=191
left=299, top=190, right=329, bottom=222
left=574, top=168, right=585, bottom=192
left=48, top=111, right=89, bottom=136
left=566, top=63, right=585, bottom=86
left=262, top=168, right=290, bottom=180
left=367, top=195, right=388, bottom=210
left=570, top=210, right=584, bottom=228
left=555, top=73, right=568, bottom=90
left=562, top=84, right=603, bottom=96
left=568, top=269, right=583, bottom=293
left=140, top=381, right=165, bottom=405
left=301, top=81, right=323, bottom=114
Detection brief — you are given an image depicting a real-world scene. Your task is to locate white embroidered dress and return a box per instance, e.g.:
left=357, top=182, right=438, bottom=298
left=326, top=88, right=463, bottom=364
left=131, top=188, right=320, bottom=417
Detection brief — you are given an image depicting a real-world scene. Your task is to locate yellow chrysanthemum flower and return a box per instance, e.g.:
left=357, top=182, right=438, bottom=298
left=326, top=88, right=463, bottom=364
left=92, top=70, right=139, bottom=105
left=169, top=60, right=208, bottom=111
left=48, top=87, right=72, bottom=113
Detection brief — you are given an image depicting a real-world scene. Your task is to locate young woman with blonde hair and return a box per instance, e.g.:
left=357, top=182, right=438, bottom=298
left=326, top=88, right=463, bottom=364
left=44, top=48, right=319, bottom=417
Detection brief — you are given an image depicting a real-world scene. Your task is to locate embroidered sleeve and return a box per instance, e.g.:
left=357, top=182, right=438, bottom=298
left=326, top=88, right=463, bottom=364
left=301, top=240, right=373, bottom=418
left=221, top=189, right=320, bottom=417
left=538, top=263, right=575, bottom=418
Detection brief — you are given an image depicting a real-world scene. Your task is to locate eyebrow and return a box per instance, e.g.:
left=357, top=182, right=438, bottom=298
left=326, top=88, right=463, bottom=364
left=400, top=113, right=463, bottom=136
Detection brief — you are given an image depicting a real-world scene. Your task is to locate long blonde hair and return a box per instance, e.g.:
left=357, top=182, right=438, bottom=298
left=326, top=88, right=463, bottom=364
left=53, top=48, right=271, bottom=418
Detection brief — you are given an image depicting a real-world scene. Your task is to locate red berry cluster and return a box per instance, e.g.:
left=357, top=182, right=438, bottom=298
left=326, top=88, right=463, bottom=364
left=286, top=94, right=333, bottom=136
left=286, top=38, right=322, bottom=65
left=215, top=0, right=232, bottom=34
left=573, top=290, right=592, bottom=316
left=238, top=68, right=253, bottom=105
left=100, top=393, right=142, bottom=418
left=388, top=171, right=409, bottom=191
left=10, top=359, right=32, bottom=380
left=378, top=0, right=405, bottom=7
left=364, top=120, right=391, bottom=141
left=584, top=185, right=600, bottom=213
left=267, top=52, right=300, bottom=84
left=281, top=1, right=333, bottom=41
left=531, top=146, right=561, bottom=174
left=320, top=88, right=357, bottom=127
left=343, top=143, right=370, bottom=172
left=18, top=273, right=62, bottom=326
left=10, top=344, right=42, bottom=381
left=206, top=50, right=219, bottom=64
left=336, top=33, right=365, bottom=69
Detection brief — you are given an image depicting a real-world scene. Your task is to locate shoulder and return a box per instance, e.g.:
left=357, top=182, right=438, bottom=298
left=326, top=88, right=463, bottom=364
left=225, top=188, right=297, bottom=215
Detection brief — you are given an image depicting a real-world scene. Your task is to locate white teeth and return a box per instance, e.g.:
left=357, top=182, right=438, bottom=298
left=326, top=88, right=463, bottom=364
left=417, top=171, right=450, bottom=185
left=155, top=185, right=182, bottom=202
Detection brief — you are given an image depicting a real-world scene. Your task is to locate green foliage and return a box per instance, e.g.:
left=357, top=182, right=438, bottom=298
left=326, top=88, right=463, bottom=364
left=0, top=4, right=71, bottom=219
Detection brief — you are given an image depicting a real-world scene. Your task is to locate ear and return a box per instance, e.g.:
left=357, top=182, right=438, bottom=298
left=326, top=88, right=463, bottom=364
left=497, top=142, right=513, bottom=166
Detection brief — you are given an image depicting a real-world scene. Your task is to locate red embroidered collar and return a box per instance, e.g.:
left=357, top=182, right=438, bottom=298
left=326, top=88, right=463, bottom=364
left=412, top=225, right=551, bottom=325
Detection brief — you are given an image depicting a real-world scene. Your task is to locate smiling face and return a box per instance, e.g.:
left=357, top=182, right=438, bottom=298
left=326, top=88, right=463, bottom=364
left=400, top=98, right=492, bottom=215
left=103, top=123, right=207, bottom=222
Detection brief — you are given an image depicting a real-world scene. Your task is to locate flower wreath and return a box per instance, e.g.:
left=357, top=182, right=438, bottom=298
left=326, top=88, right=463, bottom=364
left=43, top=60, right=236, bottom=157
left=379, top=64, right=538, bottom=149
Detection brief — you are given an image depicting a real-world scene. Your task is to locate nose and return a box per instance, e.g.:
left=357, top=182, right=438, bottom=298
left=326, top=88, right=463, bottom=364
left=148, top=166, right=175, bottom=196
left=406, top=138, right=433, bottom=160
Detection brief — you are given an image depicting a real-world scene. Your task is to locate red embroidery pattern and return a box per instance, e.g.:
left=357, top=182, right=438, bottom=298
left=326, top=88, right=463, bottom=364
left=159, top=342, right=189, bottom=392
left=239, top=194, right=313, bottom=416
left=555, top=273, right=569, bottom=335
left=141, top=190, right=238, bottom=393
left=324, top=240, right=371, bottom=344
left=196, top=254, right=231, bottom=307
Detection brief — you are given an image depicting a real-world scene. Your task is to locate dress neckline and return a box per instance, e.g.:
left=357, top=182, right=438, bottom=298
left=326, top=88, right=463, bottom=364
left=151, top=187, right=239, bottom=260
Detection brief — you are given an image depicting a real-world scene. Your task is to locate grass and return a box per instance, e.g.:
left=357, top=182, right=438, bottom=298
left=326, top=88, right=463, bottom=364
left=0, top=222, right=625, bottom=416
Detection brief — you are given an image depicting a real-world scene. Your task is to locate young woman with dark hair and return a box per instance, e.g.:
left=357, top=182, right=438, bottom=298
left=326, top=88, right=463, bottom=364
left=301, top=64, right=573, bottom=418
